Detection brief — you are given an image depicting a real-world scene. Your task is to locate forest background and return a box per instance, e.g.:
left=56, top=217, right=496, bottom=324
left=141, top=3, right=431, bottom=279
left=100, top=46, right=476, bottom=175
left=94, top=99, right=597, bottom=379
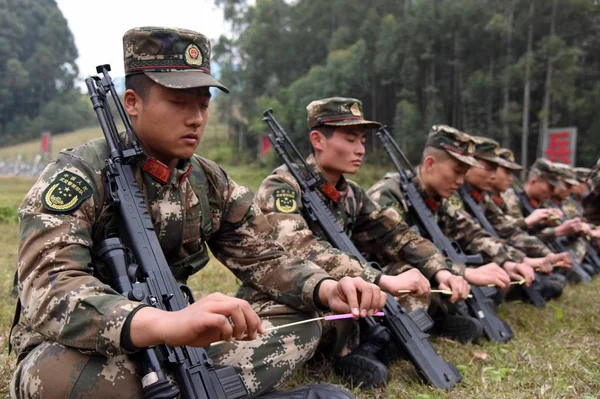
left=1, top=0, right=600, bottom=168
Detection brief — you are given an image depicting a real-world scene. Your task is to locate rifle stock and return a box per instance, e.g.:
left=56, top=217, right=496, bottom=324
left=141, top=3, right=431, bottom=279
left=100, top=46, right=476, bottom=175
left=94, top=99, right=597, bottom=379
left=262, top=109, right=461, bottom=389
left=375, top=127, right=514, bottom=342
left=86, top=65, right=248, bottom=399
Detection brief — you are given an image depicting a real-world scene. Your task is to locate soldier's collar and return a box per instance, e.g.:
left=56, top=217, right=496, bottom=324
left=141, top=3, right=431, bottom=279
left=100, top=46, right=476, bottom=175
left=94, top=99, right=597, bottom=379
left=414, top=169, right=441, bottom=211
left=140, top=156, right=193, bottom=187
left=306, top=154, right=348, bottom=203
left=492, top=194, right=505, bottom=207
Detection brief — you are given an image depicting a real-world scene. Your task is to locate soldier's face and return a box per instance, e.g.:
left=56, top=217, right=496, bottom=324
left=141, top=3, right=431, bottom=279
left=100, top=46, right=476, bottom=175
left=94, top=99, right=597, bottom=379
left=426, top=156, right=470, bottom=198
left=571, top=183, right=587, bottom=196
left=466, top=159, right=497, bottom=191
left=554, top=184, right=570, bottom=200
left=530, top=178, right=553, bottom=202
left=125, top=83, right=211, bottom=167
left=493, top=166, right=513, bottom=192
left=313, top=126, right=366, bottom=175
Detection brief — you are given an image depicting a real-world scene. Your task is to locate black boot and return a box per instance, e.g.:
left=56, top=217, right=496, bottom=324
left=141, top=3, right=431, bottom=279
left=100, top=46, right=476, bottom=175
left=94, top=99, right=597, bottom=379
left=333, top=347, right=390, bottom=390
left=430, top=314, right=483, bottom=344
left=257, top=383, right=355, bottom=399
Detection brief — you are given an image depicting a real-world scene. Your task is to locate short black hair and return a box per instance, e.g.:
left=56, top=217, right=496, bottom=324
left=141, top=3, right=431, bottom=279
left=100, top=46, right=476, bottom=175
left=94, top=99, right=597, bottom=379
left=125, top=73, right=155, bottom=100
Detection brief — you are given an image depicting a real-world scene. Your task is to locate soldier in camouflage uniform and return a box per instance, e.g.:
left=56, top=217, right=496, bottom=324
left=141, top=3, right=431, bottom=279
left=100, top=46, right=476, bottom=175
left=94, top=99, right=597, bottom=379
left=368, top=126, right=547, bottom=302
left=9, top=27, right=389, bottom=399
left=464, top=140, right=568, bottom=298
left=583, top=160, right=600, bottom=225
left=504, top=158, right=594, bottom=281
left=253, top=97, right=475, bottom=386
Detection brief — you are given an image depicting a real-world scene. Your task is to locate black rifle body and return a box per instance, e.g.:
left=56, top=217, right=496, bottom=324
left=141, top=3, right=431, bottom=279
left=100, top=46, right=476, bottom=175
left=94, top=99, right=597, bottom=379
left=516, top=191, right=594, bottom=281
left=458, top=187, right=546, bottom=307
left=262, top=109, right=461, bottom=389
left=86, top=65, right=247, bottom=399
left=375, top=127, right=514, bottom=342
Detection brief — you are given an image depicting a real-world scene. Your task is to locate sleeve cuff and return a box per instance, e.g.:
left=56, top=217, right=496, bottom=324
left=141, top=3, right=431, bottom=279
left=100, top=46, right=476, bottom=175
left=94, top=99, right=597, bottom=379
left=96, top=300, right=146, bottom=357
left=361, top=264, right=383, bottom=285
left=312, top=277, right=337, bottom=311
left=302, top=273, right=335, bottom=311
left=120, top=304, right=150, bottom=353
left=420, top=253, right=452, bottom=280
left=516, top=218, right=529, bottom=230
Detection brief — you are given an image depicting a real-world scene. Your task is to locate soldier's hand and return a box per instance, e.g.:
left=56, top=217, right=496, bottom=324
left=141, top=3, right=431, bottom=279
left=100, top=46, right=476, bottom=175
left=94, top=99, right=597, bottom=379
left=503, top=261, right=535, bottom=287
left=547, top=252, right=573, bottom=268
left=130, top=293, right=264, bottom=348
left=525, top=208, right=554, bottom=226
left=318, top=277, right=387, bottom=318
left=523, top=256, right=553, bottom=274
left=464, top=263, right=510, bottom=289
left=435, top=270, right=470, bottom=303
left=556, top=218, right=583, bottom=236
left=379, top=269, right=430, bottom=297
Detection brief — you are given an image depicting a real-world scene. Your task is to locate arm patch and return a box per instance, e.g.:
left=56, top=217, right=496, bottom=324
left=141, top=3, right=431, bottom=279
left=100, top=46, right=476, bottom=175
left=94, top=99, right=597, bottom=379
left=42, top=171, right=93, bottom=213
left=273, top=188, right=299, bottom=213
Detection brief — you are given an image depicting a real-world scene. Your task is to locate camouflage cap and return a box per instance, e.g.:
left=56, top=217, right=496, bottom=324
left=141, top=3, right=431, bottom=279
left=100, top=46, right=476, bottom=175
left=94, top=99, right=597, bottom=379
left=553, top=162, right=580, bottom=186
left=306, top=97, right=381, bottom=130
left=470, top=136, right=510, bottom=168
left=498, top=148, right=522, bottom=171
left=424, top=125, right=482, bottom=168
left=529, top=158, right=565, bottom=189
left=123, top=27, right=229, bottom=93
left=574, top=167, right=592, bottom=183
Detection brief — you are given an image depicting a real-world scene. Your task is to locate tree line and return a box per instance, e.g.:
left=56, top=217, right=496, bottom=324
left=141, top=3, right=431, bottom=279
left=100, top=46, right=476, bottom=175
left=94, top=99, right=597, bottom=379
left=0, top=0, right=95, bottom=148
left=212, top=0, right=600, bottom=167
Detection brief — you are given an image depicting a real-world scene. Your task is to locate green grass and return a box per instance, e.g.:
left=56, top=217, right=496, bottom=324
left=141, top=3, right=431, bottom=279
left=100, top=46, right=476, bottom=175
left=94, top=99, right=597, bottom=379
left=1, top=159, right=598, bottom=398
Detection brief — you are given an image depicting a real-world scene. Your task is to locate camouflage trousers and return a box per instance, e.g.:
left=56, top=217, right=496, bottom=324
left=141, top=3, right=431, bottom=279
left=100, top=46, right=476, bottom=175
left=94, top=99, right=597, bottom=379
left=10, top=300, right=321, bottom=399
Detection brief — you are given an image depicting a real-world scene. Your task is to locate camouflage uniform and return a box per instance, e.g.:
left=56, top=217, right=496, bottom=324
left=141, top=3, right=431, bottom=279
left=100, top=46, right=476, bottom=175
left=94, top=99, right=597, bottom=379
left=253, top=98, right=452, bottom=354
left=583, top=161, right=600, bottom=225
left=10, top=27, right=336, bottom=399
left=370, top=172, right=522, bottom=267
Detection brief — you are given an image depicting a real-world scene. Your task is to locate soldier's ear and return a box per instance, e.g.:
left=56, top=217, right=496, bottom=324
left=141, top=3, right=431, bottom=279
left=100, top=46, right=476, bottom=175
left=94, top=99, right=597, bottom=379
left=310, top=130, right=325, bottom=152
left=423, top=155, right=436, bottom=171
left=123, top=89, right=142, bottom=118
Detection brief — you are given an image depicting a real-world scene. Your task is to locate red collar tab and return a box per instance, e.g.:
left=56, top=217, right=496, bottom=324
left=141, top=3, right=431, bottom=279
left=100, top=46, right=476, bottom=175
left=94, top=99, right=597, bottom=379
left=179, top=164, right=193, bottom=187
left=424, top=197, right=440, bottom=212
left=321, top=183, right=341, bottom=202
left=470, top=188, right=484, bottom=203
left=143, top=158, right=171, bottom=184
left=529, top=198, right=539, bottom=208
left=552, top=197, right=561, bottom=206
left=492, top=194, right=505, bottom=207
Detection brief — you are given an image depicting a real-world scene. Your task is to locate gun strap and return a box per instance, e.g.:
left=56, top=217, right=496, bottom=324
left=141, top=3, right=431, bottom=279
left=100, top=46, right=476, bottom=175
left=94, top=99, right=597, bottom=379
left=187, top=156, right=213, bottom=239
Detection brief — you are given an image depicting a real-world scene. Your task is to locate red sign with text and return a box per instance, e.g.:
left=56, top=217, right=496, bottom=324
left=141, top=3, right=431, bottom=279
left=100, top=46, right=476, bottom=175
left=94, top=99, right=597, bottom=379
left=542, top=128, right=577, bottom=166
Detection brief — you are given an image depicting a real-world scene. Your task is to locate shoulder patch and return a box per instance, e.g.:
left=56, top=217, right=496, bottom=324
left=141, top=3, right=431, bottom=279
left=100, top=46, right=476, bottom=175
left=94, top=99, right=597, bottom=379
left=273, top=188, right=298, bottom=213
left=42, top=171, right=92, bottom=213
left=448, top=194, right=463, bottom=211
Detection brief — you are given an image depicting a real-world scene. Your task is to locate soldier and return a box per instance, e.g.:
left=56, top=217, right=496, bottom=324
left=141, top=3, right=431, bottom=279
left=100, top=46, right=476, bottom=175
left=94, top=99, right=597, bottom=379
left=464, top=140, right=568, bottom=299
left=583, top=160, right=600, bottom=225
left=504, top=158, right=594, bottom=281
left=253, top=97, right=476, bottom=387
left=368, top=126, right=546, bottom=302
left=9, top=27, right=388, bottom=399
left=572, top=166, right=592, bottom=201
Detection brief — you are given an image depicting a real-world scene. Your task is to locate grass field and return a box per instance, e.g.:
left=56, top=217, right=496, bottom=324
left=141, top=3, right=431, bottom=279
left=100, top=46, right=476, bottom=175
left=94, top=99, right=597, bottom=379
left=0, top=128, right=599, bottom=398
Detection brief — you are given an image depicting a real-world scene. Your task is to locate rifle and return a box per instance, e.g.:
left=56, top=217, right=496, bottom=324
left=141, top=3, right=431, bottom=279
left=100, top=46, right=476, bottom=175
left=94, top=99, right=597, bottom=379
left=262, top=109, right=461, bottom=389
left=375, top=127, right=514, bottom=342
left=515, top=190, right=594, bottom=282
left=86, top=65, right=248, bottom=399
left=458, top=186, right=547, bottom=307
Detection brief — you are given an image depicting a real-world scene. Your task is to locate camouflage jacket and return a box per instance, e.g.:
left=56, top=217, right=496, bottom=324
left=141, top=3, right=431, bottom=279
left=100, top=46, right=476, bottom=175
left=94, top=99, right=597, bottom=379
left=254, top=155, right=451, bottom=282
left=368, top=171, right=523, bottom=266
left=502, top=187, right=557, bottom=241
left=470, top=186, right=551, bottom=258
left=559, top=196, right=583, bottom=220
left=583, top=165, right=600, bottom=225
left=11, top=138, right=332, bottom=359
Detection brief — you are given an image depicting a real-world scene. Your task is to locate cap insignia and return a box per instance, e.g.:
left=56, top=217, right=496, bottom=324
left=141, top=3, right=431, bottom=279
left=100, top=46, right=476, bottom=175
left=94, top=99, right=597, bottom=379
left=185, top=43, right=203, bottom=67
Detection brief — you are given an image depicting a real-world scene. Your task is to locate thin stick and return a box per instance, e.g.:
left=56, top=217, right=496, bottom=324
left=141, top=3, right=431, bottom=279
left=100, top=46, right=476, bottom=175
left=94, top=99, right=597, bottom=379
left=397, top=289, right=473, bottom=298
left=210, top=312, right=385, bottom=346
left=487, top=279, right=526, bottom=287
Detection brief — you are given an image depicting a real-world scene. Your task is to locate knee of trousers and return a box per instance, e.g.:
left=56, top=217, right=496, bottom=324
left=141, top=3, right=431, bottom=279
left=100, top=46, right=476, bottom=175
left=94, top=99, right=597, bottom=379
left=10, top=341, right=142, bottom=399
left=208, top=307, right=322, bottom=398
